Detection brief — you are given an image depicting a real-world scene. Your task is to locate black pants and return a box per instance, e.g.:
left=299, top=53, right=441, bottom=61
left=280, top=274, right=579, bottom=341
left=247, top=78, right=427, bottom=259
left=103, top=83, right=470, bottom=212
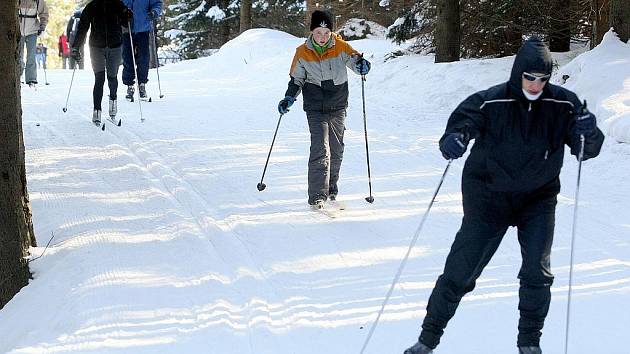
left=90, top=46, right=122, bottom=110
left=419, top=176, right=559, bottom=349
left=306, top=110, right=346, bottom=204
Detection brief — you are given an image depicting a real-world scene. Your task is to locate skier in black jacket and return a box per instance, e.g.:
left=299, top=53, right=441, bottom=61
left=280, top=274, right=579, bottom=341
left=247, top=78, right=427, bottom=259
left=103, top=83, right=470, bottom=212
left=404, top=37, right=604, bottom=354
left=71, top=0, right=133, bottom=126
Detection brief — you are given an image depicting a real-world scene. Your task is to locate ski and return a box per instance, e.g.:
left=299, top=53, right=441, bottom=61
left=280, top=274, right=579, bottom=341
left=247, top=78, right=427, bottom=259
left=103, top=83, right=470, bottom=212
left=108, top=116, right=122, bottom=127
left=310, top=201, right=343, bottom=219
left=140, top=96, right=152, bottom=102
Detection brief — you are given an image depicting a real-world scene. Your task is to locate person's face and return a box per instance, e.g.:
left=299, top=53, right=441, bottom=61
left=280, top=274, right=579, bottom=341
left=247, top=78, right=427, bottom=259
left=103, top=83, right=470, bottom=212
left=521, top=72, right=550, bottom=95
left=312, top=27, right=332, bottom=46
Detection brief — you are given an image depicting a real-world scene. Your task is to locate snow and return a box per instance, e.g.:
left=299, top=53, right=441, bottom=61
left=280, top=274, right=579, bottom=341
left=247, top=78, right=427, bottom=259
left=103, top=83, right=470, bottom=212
left=338, top=19, right=387, bottom=40
left=206, top=5, right=226, bottom=21
left=2, top=28, right=629, bottom=354
left=553, top=29, right=630, bottom=143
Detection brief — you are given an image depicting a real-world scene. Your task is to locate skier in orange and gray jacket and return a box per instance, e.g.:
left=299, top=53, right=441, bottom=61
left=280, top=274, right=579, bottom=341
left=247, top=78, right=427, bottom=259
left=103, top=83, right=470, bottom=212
left=278, top=10, right=371, bottom=207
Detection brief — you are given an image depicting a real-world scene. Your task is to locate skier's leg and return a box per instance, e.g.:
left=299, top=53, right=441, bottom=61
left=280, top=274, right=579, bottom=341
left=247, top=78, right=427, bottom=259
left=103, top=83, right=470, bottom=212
left=90, top=47, right=107, bottom=111
left=24, top=34, right=38, bottom=83
left=328, top=109, right=346, bottom=197
left=515, top=180, right=558, bottom=348
left=18, top=36, right=26, bottom=78
left=105, top=47, right=122, bottom=100
left=135, top=32, right=150, bottom=84
left=307, top=111, right=330, bottom=204
left=419, top=217, right=509, bottom=348
left=419, top=179, right=512, bottom=349
left=121, top=30, right=135, bottom=86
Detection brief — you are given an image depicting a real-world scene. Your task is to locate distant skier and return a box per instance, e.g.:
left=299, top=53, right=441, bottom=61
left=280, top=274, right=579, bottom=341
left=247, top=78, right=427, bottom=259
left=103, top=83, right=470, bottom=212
left=121, top=0, right=163, bottom=101
left=35, top=43, right=47, bottom=69
left=71, top=0, right=133, bottom=126
left=403, top=37, right=604, bottom=354
left=18, top=0, right=49, bottom=87
left=66, top=9, right=84, bottom=70
left=58, top=33, right=70, bottom=69
left=278, top=9, right=371, bottom=208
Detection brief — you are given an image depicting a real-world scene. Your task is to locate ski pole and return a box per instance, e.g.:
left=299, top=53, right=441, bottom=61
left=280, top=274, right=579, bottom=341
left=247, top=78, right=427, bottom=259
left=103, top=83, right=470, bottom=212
left=62, top=67, right=77, bottom=112
left=43, top=65, right=49, bottom=85
left=564, top=102, right=589, bottom=354
left=361, top=72, right=374, bottom=203
left=127, top=21, right=144, bottom=122
left=257, top=113, right=285, bottom=191
left=359, top=159, right=453, bottom=354
left=150, top=24, right=164, bottom=98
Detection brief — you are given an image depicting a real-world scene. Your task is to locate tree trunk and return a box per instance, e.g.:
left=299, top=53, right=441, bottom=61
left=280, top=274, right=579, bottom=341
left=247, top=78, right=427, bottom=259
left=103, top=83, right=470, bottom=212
left=0, top=0, right=36, bottom=310
left=305, top=0, right=317, bottom=36
left=609, top=0, right=630, bottom=42
left=435, top=0, right=460, bottom=62
left=239, top=0, right=252, bottom=34
left=219, top=0, right=231, bottom=45
left=549, top=0, right=571, bottom=52
left=591, top=0, right=610, bottom=47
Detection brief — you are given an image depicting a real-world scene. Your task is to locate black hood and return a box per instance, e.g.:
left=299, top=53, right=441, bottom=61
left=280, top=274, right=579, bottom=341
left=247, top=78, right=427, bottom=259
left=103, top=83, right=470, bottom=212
left=509, top=37, right=553, bottom=97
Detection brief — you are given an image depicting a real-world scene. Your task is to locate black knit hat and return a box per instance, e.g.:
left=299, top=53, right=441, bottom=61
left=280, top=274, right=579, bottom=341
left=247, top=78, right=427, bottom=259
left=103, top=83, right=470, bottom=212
left=310, top=10, right=334, bottom=31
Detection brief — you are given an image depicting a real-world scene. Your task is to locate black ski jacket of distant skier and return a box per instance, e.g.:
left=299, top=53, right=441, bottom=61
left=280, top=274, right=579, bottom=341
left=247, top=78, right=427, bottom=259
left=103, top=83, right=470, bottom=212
left=440, top=38, right=604, bottom=193
left=72, top=0, right=129, bottom=50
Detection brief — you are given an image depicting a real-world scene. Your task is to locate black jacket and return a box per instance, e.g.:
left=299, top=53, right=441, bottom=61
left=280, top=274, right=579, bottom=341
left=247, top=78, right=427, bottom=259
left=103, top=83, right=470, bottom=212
left=72, top=0, right=129, bottom=50
left=441, top=37, right=604, bottom=193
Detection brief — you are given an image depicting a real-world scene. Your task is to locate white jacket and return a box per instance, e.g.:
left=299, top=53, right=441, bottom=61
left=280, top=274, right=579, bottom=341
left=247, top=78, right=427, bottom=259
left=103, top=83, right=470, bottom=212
left=18, top=0, right=49, bottom=37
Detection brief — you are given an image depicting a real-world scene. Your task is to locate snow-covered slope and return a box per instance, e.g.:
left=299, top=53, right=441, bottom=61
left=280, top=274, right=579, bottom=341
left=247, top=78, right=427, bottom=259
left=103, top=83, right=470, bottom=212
left=2, top=29, right=629, bottom=354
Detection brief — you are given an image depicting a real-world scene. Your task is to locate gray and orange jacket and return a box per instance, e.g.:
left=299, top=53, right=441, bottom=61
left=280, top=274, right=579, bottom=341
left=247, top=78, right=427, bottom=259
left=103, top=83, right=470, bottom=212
left=285, top=33, right=362, bottom=113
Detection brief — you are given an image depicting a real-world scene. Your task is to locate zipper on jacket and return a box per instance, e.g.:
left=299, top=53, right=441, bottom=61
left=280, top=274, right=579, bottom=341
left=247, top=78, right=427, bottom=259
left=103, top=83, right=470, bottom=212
left=528, top=102, right=532, bottom=111
left=544, top=150, right=548, bottom=160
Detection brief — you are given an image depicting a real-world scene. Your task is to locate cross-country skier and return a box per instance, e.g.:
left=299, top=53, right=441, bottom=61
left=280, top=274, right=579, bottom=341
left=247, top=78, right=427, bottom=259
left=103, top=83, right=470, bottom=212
left=403, top=37, right=604, bottom=354
left=121, top=0, right=163, bottom=101
left=278, top=9, right=371, bottom=208
left=18, top=0, right=49, bottom=87
left=71, top=0, right=133, bottom=126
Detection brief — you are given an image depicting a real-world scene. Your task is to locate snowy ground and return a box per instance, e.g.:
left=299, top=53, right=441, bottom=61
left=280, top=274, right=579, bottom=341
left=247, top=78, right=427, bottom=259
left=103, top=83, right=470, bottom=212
left=2, top=29, right=630, bottom=354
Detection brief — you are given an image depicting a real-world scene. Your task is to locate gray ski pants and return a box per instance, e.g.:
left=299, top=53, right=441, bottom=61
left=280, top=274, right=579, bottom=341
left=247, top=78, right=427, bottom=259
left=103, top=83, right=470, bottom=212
left=306, top=110, right=346, bottom=203
left=19, top=34, right=38, bottom=84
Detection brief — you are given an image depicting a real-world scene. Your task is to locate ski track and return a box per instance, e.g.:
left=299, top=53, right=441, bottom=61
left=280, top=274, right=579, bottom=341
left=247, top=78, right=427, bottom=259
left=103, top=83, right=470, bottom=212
left=7, top=38, right=630, bottom=354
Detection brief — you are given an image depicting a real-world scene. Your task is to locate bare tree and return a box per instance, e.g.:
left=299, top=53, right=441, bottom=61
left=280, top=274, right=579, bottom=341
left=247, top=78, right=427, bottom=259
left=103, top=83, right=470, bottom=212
left=435, top=0, right=460, bottom=62
left=239, top=0, right=252, bottom=33
left=590, top=0, right=610, bottom=47
left=609, top=0, right=630, bottom=42
left=1, top=0, right=36, bottom=310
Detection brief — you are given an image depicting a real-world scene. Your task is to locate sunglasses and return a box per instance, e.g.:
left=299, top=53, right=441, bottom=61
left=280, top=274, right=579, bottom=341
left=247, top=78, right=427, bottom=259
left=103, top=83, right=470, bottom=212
left=522, top=72, right=551, bottom=82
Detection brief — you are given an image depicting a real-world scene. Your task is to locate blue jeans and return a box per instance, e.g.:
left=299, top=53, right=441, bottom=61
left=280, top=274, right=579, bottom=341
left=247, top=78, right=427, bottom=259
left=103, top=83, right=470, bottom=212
left=19, top=34, right=38, bottom=83
left=122, top=31, right=150, bottom=86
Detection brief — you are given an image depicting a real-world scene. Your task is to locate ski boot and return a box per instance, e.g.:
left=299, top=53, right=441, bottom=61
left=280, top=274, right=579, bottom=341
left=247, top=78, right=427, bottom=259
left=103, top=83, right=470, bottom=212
left=139, top=83, right=147, bottom=100
left=518, top=347, right=542, bottom=354
left=125, top=85, right=134, bottom=101
left=109, top=98, right=117, bottom=118
left=329, top=184, right=338, bottom=201
left=308, top=196, right=326, bottom=210
left=404, top=341, right=433, bottom=354
left=92, top=109, right=102, bottom=126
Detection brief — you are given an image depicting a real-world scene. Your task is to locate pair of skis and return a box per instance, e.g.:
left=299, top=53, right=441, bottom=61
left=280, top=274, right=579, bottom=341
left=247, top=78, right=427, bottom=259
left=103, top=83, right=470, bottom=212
left=94, top=115, right=122, bottom=131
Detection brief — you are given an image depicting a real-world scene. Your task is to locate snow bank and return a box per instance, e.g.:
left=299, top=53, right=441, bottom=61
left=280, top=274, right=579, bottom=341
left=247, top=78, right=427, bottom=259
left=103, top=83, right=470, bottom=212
left=554, top=30, right=630, bottom=143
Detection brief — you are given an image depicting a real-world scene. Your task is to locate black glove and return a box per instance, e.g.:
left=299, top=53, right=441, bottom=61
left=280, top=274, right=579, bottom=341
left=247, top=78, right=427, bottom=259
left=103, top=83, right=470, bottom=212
left=355, top=58, right=371, bottom=75
left=122, top=7, right=134, bottom=21
left=37, top=25, right=45, bottom=36
left=71, top=47, right=81, bottom=61
left=440, top=132, right=468, bottom=160
left=575, top=102, right=596, bottom=136
left=278, top=96, right=295, bottom=114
